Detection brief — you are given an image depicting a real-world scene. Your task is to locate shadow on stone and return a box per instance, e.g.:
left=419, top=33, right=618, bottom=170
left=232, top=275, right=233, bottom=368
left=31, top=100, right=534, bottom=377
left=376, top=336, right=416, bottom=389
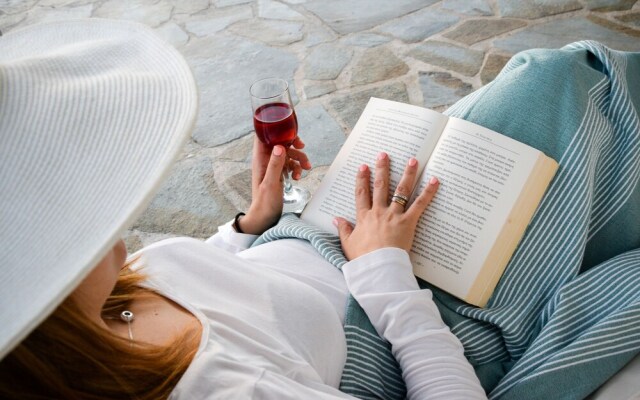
left=420, top=71, right=473, bottom=109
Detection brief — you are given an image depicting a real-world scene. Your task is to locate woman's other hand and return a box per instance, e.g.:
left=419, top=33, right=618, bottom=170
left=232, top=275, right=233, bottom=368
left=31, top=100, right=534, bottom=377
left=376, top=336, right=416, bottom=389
left=334, top=152, right=439, bottom=261
left=239, top=137, right=311, bottom=235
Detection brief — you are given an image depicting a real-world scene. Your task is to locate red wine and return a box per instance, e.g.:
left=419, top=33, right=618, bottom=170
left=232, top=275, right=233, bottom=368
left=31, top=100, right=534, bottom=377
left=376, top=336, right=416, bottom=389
left=253, top=102, right=298, bottom=147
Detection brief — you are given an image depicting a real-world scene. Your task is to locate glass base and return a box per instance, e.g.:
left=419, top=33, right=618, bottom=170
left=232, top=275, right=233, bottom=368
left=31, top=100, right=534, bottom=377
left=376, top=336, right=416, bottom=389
left=283, top=185, right=311, bottom=214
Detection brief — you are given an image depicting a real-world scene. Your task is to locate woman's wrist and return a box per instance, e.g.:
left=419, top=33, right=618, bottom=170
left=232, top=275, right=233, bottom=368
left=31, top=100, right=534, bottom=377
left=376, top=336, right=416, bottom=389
left=234, top=209, right=278, bottom=235
left=232, top=212, right=246, bottom=233
left=233, top=213, right=257, bottom=235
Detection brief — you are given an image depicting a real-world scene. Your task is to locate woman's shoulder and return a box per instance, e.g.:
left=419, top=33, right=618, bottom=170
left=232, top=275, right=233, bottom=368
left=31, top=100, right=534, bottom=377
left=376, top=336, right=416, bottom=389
left=127, top=236, right=232, bottom=283
left=129, top=236, right=208, bottom=259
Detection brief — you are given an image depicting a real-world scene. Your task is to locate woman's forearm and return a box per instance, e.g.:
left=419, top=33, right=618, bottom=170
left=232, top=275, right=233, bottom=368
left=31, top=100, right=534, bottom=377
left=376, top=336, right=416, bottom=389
left=343, top=248, right=486, bottom=399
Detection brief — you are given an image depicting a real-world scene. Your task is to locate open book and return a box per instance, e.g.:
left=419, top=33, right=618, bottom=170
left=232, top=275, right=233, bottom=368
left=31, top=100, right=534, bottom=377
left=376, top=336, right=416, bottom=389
left=301, top=98, right=558, bottom=307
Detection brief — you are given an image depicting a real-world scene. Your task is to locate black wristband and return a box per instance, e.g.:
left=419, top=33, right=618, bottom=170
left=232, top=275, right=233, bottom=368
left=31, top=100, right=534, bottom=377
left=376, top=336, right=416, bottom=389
left=233, top=212, right=246, bottom=234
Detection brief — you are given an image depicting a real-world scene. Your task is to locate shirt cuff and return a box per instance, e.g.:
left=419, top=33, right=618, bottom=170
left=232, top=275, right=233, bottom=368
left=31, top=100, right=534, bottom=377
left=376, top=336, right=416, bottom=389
left=205, top=219, right=259, bottom=253
left=342, top=247, right=420, bottom=297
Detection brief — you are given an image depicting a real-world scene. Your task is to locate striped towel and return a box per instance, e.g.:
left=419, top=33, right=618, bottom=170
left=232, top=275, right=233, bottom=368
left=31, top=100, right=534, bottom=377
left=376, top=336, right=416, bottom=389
left=252, top=41, right=640, bottom=400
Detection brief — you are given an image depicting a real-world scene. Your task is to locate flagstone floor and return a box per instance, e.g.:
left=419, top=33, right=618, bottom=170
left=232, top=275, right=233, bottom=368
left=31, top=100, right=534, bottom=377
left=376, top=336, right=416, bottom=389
left=2, top=0, right=639, bottom=250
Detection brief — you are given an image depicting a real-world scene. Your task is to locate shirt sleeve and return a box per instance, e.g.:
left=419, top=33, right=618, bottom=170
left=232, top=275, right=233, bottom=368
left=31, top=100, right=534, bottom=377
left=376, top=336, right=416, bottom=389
left=204, top=219, right=259, bottom=254
left=342, top=248, right=487, bottom=400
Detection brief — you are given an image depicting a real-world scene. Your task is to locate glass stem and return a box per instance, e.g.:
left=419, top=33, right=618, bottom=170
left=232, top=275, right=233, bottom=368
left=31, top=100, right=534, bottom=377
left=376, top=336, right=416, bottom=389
left=282, top=157, right=293, bottom=195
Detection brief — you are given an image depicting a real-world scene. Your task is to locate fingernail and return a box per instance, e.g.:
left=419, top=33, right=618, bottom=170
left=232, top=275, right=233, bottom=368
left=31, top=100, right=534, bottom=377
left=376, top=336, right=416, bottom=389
left=377, top=152, right=387, bottom=160
left=273, top=146, right=284, bottom=156
left=359, top=164, right=368, bottom=172
left=332, top=218, right=339, bottom=227
left=408, top=158, right=417, bottom=167
left=430, top=176, right=439, bottom=185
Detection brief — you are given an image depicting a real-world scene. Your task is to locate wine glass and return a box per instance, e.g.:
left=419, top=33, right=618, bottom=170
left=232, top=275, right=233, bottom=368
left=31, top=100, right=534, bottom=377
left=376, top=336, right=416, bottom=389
left=250, top=77, right=311, bottom=213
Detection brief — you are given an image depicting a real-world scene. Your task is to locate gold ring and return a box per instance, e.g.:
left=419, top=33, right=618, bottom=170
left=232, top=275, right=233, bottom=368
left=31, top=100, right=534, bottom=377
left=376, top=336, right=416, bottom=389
left=391, top=194, right=408, bottom=208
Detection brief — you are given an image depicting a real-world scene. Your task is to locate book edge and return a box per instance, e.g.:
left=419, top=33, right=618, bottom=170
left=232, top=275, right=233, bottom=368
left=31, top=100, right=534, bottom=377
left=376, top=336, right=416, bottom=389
left=464, top=154, right=559, bottom=307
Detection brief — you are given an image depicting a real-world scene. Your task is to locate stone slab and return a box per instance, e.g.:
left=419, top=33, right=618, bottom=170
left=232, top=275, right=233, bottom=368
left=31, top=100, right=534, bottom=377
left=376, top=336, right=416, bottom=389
left=134, top=155, right=237, bottom=237
left=480, top=53, right=511, bottom=85
left=0, top=10, right=26, bottom=32
left=38, top=0, right=96, bottom=6
left=584, top=0, right=636, bottom=11
left=229, top=19, right=304, bottom=46
left=155, top=21, right=189, bottom=48
left=132, top=207, right=220, bottom=238
left=146, top=155, right=221, bottom=217
left=441, top=0, right=493, bottom=16
left=173, top=0, right=210, bottom=15
left=408, top=41, right=484, bottom=76
left=376, top=8, right=459, bottom=43
left=295, top=105, right=345, bottom=166
left=300, top=0, right=438, bottom=34
left=123, top=231, right=145, bottom=253
left=420, top=71, right=473, bottom=108
left=210, top=160, right=253, bottom=213
left=216, top=0, right=254, bottom=7
left=616, top=12, right=640, bottom=28
left=20, top=4, right=93, bottom=26
left=184, top=6, right=253, bottom=37
left=93, top=0, right=173, bottom=27
left=342, top=32, right=392, bottom=48
left=210, top=132, right=255, bottom=164
left=497, top=0, right=582, bottom=19
left=587, top=14, right=640, bottom=41
left=289, top=81, right=301, bottom=106
left=304, top=25, right=337, bottom=47
left=181, top=34, right=299, bottom=147
left=495, top=16, right=640, bottom=53
left=0, top=0, right=37, bottom=14
left=329, top=82, right=409, bottom=131
left=351, top=47, right=409, bottom=86
left=444, top=18, right=526, bottom=45
left=304, top=43, right=352, bottom=80
left=257, top=0, right=305, bottom=20
left=303, top=81, right=337, bottom=99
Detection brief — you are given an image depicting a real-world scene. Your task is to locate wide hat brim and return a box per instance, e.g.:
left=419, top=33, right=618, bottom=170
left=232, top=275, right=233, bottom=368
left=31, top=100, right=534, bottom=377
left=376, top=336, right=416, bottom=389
left=0, top=19, right=198, bottom=359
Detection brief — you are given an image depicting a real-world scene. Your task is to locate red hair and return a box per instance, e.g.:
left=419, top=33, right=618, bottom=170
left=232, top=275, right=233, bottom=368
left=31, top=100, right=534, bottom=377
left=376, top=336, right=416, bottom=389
left=0, top=265, right=199, bottom=399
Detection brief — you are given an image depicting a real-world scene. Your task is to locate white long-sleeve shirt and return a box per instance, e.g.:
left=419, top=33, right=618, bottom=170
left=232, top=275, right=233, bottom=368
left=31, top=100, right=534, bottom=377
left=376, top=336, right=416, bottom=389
left=134, top=221, right=486, bottom=399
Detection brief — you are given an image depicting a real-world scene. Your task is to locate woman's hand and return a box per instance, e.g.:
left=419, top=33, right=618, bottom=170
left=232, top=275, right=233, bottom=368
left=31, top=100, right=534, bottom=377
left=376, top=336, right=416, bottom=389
left=334, top=152, right=439, bottom=261
left=238, top=137, right=311, bottom=235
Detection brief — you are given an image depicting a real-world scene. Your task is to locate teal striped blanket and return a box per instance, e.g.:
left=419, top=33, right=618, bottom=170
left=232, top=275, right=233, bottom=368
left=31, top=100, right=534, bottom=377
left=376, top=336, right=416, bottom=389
left=252, top=41, right=640, bottom=400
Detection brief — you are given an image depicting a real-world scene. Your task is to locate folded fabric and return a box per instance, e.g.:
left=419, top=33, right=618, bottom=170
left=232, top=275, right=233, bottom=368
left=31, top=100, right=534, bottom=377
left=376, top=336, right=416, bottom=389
left=253, top=40, right=640, bottom=400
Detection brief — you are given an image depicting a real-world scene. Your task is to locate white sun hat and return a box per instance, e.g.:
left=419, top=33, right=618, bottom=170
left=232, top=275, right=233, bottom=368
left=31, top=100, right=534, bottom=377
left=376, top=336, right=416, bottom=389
left=0, top=19, right=198, bottom=359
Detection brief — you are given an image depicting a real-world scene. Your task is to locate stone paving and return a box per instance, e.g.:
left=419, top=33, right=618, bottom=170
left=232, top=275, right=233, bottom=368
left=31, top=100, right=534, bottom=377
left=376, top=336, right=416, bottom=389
left=1, top=0, right=639, bottom=251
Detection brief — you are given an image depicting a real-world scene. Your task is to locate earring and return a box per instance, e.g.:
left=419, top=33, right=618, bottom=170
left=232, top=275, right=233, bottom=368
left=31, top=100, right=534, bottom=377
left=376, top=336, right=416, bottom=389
left=120, top=310, right=134, bottom=342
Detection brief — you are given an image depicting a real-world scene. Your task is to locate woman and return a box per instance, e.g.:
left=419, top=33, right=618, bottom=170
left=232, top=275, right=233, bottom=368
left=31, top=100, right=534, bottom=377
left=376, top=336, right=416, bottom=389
left=2, top=19, right=639, bottom=400
left=0, top=19, right=484, bottom=399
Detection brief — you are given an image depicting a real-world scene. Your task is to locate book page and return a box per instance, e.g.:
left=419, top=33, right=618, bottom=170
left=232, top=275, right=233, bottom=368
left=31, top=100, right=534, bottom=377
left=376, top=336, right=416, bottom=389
left=301, top=98, right=448, bottom=232
left=410, top=117, right=542, bottom=300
